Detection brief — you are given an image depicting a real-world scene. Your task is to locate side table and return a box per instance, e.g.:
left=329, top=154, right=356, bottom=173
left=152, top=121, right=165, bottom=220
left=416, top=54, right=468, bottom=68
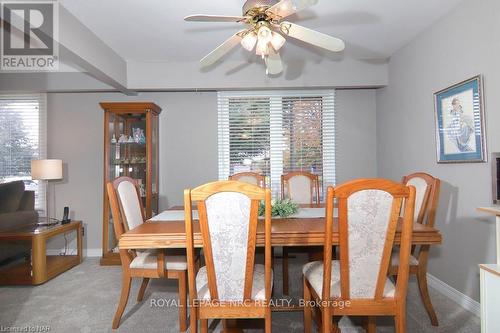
left=0, top=221, right=82, bottom=285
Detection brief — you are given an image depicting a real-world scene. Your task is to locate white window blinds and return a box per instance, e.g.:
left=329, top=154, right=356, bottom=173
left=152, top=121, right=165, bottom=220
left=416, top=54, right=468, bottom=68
left=0, top=94, right=47, bottom=211
left=218, top=90, right=335, bottom=198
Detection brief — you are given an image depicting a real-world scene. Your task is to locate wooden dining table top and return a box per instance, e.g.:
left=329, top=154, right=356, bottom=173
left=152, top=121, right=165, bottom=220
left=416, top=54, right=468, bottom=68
left=118, top=206, right=442, bottom=250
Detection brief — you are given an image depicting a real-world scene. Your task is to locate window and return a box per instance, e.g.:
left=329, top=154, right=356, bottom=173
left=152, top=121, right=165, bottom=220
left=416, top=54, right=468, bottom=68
left=218, top=90, right=335, bottom=198
left=0, top=94, right=47, bottom=211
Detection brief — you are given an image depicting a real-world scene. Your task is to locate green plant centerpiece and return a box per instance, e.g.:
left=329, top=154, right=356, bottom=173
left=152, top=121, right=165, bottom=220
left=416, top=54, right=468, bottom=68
left=258, top=198, right=299, bottom=218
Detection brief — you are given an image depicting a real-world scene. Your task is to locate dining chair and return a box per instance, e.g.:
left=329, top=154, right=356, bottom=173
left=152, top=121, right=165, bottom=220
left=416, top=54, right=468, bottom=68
left=389, top=172, right=441, bottom=326
left=281, top=171, right=320, bottom=205
left=184, top=180, right=273, bottom=333
left=229, top=172, right=266, bottom=188
left=281, top=171, right=320, bottom=295
left=303, top=179, right=416, bottom=333
left=107, top=177, right=189, bottom=331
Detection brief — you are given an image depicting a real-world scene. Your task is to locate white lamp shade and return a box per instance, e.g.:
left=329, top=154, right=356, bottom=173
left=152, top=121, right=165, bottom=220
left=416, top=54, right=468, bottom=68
left=31, top=159, right=63, bottom=180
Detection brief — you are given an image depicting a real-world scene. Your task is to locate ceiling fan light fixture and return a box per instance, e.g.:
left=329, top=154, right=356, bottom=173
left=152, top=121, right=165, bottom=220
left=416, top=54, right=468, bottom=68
left=241, top=31, right=258, bottom=51
left=255, top=39, right=269, bottom=57
left=188, top=0, right=344, bottom=75
left=270, top=32, right=286, bottom=51
left=257, top=25, right=273, bottom=44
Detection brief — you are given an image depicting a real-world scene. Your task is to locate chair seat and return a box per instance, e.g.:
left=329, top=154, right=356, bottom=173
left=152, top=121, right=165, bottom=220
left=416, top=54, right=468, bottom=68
left=130, top=250, right=187, bottom=270
left=391, top=251, right=419, bottom=266
left=303, top=260, right=395, bottom=298
left=196, top=264, right=273, bottom=300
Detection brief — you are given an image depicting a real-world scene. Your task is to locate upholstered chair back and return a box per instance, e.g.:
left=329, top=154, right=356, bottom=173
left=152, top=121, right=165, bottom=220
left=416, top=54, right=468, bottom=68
left=323, top=179, right=415, bottom=301
left=229, top=172, right=265, bottom=188
left=184, top=181, right=272, bottom=303
left=205, top=191, right=251, bottom=300
left=238, top=175, right=259, bottom=186
left=402, top=172, right=440, bottom=226
left=115, top=177, right=145, bottom=231
left=346, top=189, right=393, bottom=297
left=281, top=171, right=320, bottom=204
left=406, top=177, right=428, bottom=222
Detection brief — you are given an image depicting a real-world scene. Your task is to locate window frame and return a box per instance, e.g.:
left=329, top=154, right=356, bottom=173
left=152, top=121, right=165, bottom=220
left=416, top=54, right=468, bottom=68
left=0, top=93, right=47, bottom=211
left=218, top=90, right=336, bottom=198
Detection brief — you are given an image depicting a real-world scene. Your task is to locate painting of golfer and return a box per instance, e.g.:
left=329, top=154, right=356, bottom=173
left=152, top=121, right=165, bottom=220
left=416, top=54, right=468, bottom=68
left=434, top=76, right=486, bottom=163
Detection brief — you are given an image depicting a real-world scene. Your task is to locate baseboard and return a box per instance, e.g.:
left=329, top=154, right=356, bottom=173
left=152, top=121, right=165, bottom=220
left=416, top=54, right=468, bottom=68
left=47, top=248, right=102, bottom=257
left=427, top=273, right=480, bottom=317
left=84, top=248, right=102, bottom=257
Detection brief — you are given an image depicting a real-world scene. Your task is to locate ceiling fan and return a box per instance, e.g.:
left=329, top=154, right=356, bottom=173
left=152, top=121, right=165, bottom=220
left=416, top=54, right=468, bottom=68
left=184, top=0, right=345, bottom=75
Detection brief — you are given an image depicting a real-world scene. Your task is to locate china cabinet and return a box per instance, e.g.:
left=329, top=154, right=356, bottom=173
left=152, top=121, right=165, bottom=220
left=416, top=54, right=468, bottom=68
left=100, top=102, right=161, bottom=265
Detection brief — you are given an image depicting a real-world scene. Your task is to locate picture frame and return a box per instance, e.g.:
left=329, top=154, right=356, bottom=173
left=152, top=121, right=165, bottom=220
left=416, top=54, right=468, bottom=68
left=434, top=75, right=487, bottom=163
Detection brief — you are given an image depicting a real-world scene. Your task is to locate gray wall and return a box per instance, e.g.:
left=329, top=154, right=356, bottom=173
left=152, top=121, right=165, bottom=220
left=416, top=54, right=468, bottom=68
left=127, top=59, right=387, bottom=90
left=46, top=89, right=377, bottom=252
left=376, top=0, right=499, bottom=301
left=336, top=89, right=378, bottom=183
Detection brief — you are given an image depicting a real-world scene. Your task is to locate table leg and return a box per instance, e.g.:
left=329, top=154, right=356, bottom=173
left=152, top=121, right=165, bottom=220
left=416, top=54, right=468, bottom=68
left=77, top=223, right=83, bottom=263
left=32, top=235, right=47, bottom=285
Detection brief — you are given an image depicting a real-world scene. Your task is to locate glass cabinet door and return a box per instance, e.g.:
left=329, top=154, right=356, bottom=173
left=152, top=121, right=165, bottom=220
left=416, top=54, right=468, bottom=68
left=106, top=113, right=148, bottom=252
left=151, top=114, right=159, bottom=216
left=101, top=102, right=161, bottom=265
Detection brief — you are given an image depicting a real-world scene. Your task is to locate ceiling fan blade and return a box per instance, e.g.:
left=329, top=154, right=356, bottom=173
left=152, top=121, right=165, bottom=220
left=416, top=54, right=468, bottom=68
left=265, top=48, right=283, bottom=75
left=184, top=15, right=248, bottom=23
left=280, top=21, right=345, bottom=52
left=266, top=0, right=318, bottom=19
left=200, top=30, right=246, bottom=67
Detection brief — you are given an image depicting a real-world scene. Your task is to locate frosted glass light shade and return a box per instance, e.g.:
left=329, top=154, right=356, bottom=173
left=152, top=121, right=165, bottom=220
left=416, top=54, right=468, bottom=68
left=241, top=32, right=257, bottom=51
left=257, top=26, right=272, bottom=44
left=255, top=40, right=269, bottom=56
left=31, top=159, right=63, bottom=180
left=271, top=32, right=286, bottom=51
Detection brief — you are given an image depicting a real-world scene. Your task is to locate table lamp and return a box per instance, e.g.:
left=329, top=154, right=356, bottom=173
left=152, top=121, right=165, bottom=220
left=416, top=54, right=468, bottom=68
left=31, top=159, right=63, bottom=225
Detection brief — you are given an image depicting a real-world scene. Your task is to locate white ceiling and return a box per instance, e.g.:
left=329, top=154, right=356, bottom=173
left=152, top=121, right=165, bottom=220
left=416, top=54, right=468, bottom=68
left=60, top=0, right=464, bottom=63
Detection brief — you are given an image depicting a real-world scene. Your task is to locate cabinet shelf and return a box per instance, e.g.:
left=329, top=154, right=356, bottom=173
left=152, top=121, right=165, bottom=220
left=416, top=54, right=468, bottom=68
left=112, top=142, right=146, bottom=146
left=112, top=162, right=147, bottom=165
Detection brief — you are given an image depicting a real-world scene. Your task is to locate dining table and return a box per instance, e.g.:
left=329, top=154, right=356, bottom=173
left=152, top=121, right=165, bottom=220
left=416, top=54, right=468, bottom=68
left=119, top=205, right=442, bottom=250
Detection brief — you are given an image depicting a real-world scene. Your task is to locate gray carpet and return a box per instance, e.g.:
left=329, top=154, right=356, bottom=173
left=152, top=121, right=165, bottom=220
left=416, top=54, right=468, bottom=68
left=0, top=256, right=479, bottom=333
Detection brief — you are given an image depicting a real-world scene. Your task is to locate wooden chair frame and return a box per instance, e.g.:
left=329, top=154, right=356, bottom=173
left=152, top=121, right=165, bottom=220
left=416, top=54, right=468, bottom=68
left=107, top=177, right=188, bottom=331
left=303, top=179, right=416, bottom=333
left=229, top=172, right=266, bottom=188
left=389, top=172, right=441, bottom=326
left=281, top=171, right=321, bottom=295
left=184, top=181, right=273, bottom=333
left=281, top=171, right=320, bottom=205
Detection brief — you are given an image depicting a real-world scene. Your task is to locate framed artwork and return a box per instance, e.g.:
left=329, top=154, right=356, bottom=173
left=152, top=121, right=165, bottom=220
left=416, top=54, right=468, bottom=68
left=434, top=75, right=487, bottom=163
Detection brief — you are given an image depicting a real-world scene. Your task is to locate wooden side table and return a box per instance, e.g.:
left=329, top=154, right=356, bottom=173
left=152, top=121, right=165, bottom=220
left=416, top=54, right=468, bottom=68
left=0, top=221, right=82, bottom=285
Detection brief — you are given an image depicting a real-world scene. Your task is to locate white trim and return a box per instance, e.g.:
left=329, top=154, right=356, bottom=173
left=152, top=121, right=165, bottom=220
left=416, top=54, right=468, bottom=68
left=480, top=268, right=486, bottom=333
left=47, top=248, right=102, bottom=257
left=322, top=90, right=336, bottom=188
left=217, top=95, right=230, bottom=180
left=427, top=273, right=480, bottom=317
left=0, top=93, right=47, bottom=212
left=496, top=216, right=500, bottom=265
left=269, top=95, right=283, bottom=198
